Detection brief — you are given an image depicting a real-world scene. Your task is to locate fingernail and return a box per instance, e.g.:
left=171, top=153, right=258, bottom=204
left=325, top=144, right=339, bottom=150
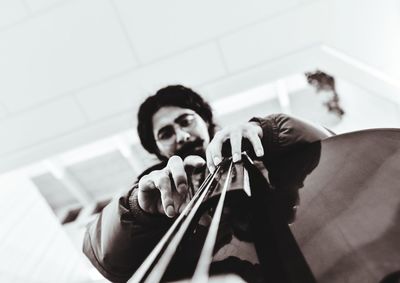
left=256, top=149, right=264, bottom=157
left=233, top=153, right=240, bottom=162
left=209, top=165, right=215, bottom=173
left=213, top=157, right=221, bottom=165
left=178, top=184, right=186, bottom=193
left=166, top=205, right=175, bottom=217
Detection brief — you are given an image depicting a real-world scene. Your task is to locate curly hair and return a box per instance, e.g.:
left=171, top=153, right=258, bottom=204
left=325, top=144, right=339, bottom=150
left=137, top=85, right=216, bottom=159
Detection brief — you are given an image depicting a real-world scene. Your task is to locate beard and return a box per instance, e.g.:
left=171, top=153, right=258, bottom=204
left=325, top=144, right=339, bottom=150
left=175, top=138, right=206, bottom=160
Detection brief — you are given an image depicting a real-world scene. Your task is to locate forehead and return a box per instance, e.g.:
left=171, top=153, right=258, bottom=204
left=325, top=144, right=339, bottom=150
left=152, top=106, right=195, bottom=131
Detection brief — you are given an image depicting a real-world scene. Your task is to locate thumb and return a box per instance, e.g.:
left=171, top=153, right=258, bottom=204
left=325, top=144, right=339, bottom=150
left=183, top=155, right=206, bottom=172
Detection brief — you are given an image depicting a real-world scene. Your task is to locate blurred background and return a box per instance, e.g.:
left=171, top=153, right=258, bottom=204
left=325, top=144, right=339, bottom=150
left=0, top=0, right=399, bottom=282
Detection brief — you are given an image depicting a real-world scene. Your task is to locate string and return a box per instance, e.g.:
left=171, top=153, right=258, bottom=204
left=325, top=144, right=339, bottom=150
left=191, top=161, right=233, bottom=282
left=128, top=167, right=219, bottom=283
left=143, top=166, right=222, bottom=283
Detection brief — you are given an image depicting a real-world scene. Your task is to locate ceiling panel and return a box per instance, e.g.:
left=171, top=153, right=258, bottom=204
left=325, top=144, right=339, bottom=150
left=0, top=0, right=137, bottom=112
left=133, top=43, right=227, bottom=93
left=219, top=0, right=324, bottom=72
left=326, top=0, right=400, bottom=80
left=0, top=103, right=8, bottom=120
left=0, top=96, right=87, bottom=156
left=76, top=43, right=226, bottom=122
left=0, top=111, right=133, bottom=174
left=74, top=70, right=145, bottom=122
left=217, top=98, right=282, bottom=126
left=66, top=150, right=135, bottom=199
left=25, top=0, right=68, bottom=13
left=32, top=173, right=78, bottom=211
left=0, top=1, right=27, bottom=29
left=114, top=0, right=302, bottom=63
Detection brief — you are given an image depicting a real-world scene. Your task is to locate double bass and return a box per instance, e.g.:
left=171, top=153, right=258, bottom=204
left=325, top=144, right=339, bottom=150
left=128, top=129, right=400, bottom=283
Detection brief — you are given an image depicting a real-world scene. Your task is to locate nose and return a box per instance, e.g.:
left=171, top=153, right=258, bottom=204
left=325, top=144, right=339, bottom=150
left=175, top=128, right=190, bottom=144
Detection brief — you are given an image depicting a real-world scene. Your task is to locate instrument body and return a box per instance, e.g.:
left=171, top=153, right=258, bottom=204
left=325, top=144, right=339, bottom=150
left=129, top=129, right=400, bottom=283
left=287, top=129, right=400, bottom=283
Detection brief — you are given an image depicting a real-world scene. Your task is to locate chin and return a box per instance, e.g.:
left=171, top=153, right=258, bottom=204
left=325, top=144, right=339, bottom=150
left=175, top=140, right=206, bottom=159
left=176, top=149, right=205, bottom=160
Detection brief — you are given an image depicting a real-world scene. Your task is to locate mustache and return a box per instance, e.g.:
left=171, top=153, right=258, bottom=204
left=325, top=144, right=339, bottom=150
left=175, top=138, right=205, bottom=159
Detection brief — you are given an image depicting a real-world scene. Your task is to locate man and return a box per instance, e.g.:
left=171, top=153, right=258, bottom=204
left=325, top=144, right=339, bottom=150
left=83, top=85, right=330, bottom=282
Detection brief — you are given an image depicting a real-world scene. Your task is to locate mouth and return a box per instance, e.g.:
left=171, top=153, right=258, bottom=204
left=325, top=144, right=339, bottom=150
left=175, top=139, right=205, bottom=159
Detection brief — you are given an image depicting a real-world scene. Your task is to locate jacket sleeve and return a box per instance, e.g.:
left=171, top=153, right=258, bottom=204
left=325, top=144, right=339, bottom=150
left=82, top=185, right=173, bottom=282
left=250, top=113, right=332, bottom=160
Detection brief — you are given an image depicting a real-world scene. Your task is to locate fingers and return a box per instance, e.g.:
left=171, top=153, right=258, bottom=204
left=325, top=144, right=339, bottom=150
left=183, top=155, right=206, bottom=175
left=206, top=147, right=215, bottom=173
left=230, top=130, right=242, bottom=162
left=183, top=155, right=206, bottom=169
left=138, top=174, right=157, bottom=192
left=138, top=175, right=159, bottom=214
left=206, top=122, right=264, bottom=172
left=244, top=126, right=264, bottom=158
left=138, top=170, right=176, bottom=217
left=167, top=156, right=188, bottom=194
left=155, top=171, right=175, bottom=217
left=206, top=131, right=224, bottom=172
left=138, top=156, right=192, bottom=218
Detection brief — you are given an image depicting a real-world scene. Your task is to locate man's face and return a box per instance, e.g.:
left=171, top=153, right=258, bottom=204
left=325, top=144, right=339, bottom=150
left=152, top=106, right=210, bottom=159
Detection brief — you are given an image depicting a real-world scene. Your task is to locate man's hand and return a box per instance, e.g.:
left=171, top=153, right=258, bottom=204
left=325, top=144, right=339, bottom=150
left=206, top=122, right=264, bottom=172
left=138, top=155, right=205, bottom=218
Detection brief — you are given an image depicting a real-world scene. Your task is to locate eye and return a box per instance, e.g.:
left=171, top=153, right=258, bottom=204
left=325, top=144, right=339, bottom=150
left=179, top=115, right=195, bottom=127
left=158, top=127, right=174, bottom=141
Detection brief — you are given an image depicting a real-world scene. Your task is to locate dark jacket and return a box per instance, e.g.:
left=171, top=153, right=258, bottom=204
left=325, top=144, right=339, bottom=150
left=83, top=114, right=331, bottom=282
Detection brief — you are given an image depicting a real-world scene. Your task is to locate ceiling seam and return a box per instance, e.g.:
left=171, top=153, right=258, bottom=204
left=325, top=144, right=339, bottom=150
left=109, top=0, right=143, bottom=67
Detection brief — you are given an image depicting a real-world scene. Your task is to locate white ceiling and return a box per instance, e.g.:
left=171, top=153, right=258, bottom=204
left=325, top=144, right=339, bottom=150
left=0, top=0, right=399, bottom=174
left=0, top=0, right=400, bottom=216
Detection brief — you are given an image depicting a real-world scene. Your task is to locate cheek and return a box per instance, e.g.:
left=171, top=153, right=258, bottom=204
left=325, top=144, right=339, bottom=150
left=202, top=132, right=210, bottom=145
left=202, top=126, right=211, bottom=144
left=166, top=146, right=176, bottom=156
left=157, top=142, right=175, bottom=158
